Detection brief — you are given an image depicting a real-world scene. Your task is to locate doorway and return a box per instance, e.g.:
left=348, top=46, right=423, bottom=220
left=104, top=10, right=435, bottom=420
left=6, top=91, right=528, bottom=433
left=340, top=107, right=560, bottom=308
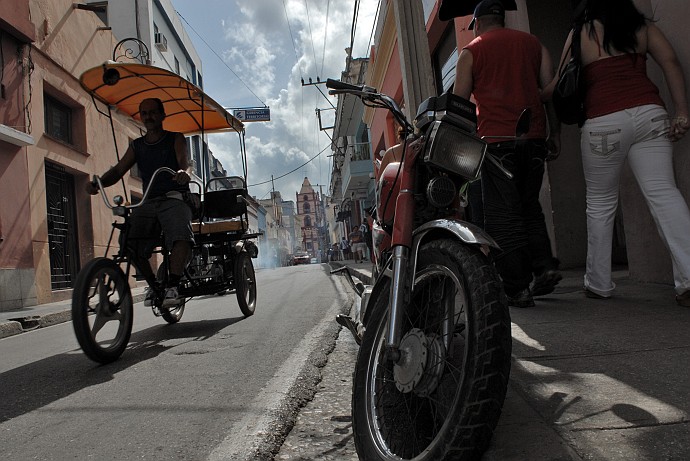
left=45, top=161, right=80, bottom=290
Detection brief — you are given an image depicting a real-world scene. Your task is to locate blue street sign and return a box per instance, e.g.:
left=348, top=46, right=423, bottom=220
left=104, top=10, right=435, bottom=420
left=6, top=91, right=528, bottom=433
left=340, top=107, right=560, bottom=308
left=233, top=108, right=270, bottom=122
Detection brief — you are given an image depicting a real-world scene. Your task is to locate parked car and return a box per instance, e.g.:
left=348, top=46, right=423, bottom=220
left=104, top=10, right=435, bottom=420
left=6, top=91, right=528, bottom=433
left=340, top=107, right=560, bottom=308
left=293, top=253, right=310, bottom=265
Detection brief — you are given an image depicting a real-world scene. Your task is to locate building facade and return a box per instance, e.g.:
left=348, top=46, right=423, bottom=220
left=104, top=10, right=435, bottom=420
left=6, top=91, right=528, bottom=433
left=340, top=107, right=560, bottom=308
left=0, top=0, right=146, bottom=309
left=329, top=51, right=372, bottom=244
left=358, top=0, right=690, bottom=286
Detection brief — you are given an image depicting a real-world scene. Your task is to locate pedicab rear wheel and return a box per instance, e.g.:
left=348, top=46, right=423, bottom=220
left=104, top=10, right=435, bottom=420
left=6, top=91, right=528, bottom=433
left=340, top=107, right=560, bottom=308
left=72, top=258, right=134, bottom=364
left=234, top=251, right=256, bottom=317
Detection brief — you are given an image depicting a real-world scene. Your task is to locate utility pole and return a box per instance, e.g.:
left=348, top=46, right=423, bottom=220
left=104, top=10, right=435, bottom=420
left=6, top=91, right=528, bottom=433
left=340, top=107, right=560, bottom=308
left=392, top=0, right=435, bottom=120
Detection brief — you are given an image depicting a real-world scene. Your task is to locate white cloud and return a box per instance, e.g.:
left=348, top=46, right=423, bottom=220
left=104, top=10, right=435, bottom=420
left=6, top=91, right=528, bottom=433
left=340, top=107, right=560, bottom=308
left=174, top=0, right=379, bottom=201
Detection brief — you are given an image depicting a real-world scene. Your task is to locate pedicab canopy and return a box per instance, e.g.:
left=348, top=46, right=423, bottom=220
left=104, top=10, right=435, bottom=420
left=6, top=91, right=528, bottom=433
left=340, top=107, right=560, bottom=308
left=79, top=62, right=244, bottom=135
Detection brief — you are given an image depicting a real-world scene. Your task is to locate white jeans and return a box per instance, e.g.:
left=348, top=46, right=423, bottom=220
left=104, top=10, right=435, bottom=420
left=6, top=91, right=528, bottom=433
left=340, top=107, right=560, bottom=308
left=581, top=104, right=690, bottom=296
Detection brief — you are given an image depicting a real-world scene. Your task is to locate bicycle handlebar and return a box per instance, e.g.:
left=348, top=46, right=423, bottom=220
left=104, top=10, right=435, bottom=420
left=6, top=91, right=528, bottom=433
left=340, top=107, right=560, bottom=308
left=94, top=167, right=201, bottom=210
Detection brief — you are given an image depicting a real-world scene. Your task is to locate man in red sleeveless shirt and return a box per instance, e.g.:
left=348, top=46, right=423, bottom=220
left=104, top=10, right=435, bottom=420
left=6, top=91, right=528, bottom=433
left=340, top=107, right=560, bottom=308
left=453, top=0, right=561, bottom=307
left=86, top=98, right=194, bottom=308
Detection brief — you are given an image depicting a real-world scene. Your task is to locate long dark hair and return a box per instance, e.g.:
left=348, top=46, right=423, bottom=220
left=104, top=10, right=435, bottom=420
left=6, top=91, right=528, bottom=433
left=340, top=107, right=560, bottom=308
left=583, top=0, right=647, bottom=54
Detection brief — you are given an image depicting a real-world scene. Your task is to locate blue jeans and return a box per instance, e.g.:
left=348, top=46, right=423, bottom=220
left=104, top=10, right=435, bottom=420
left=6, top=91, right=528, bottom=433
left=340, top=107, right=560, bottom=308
left=482, top=139, right=557, bottom=296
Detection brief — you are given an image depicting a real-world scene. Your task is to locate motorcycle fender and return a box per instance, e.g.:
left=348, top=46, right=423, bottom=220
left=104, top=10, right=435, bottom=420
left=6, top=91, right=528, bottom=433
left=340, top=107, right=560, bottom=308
left=412, top=219, right=499, bottom=249
left=410, top=219, right=499, bottom=286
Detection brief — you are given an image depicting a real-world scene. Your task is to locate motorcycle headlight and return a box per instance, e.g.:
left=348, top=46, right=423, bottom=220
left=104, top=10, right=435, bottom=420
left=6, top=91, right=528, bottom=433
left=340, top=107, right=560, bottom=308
left=423, top=121, right=487, bottom=180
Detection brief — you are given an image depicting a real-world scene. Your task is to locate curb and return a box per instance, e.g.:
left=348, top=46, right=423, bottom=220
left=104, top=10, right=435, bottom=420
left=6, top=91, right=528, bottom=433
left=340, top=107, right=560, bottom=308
left=0, top=320, right=23, bottom=339
left=0, top=293, right=146, bottom=340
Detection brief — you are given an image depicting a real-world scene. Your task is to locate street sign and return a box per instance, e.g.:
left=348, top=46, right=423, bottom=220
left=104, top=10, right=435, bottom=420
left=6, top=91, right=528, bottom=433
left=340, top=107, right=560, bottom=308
left=233, top=108, right=270, bottom=122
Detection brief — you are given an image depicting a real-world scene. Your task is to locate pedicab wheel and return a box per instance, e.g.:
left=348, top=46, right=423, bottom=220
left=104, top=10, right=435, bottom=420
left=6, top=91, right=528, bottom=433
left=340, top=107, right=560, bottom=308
left=156, top=264, right=185, bottom=324
left=234, top=251, right=256, bottom=317
left=72, top=258, right=134, bottom=364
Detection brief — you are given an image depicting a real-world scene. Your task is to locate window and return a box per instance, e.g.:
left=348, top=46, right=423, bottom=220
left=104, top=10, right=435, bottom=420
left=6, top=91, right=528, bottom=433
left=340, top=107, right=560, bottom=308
left=197, top=71, right=203, bottom=89
left=174, top=57, right=180, bottom=75
left=305, top=216, right=312, bottom=227
left=90, top=2, right=108, bottom=25
left=303, top=195, right=309, bottom=201
left=304, top=202, right=311, bottom=212
left=44, top=94, right=72, bottom=144
left=433, top=24, right=458, bottom=94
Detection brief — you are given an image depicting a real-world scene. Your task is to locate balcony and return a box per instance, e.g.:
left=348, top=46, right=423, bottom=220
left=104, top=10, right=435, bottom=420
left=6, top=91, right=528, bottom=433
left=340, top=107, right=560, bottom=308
left=341, top=142, right=373, bottom=198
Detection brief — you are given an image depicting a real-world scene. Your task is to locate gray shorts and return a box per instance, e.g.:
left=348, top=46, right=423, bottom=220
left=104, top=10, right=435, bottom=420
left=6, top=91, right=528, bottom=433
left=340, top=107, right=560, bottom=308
left=352, top=242, right=367, bottom=253
left=127, top=197, right=193, bottom=255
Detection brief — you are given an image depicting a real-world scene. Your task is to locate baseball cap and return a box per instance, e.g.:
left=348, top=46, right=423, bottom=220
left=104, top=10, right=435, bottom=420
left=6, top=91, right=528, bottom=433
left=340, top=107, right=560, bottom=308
left=469, top=0, right=506, bottom=30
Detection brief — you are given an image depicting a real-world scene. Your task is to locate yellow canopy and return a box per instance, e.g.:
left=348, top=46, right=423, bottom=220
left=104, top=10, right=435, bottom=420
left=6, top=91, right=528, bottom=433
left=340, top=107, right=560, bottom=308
left=79, top=62, right=244, bottom=135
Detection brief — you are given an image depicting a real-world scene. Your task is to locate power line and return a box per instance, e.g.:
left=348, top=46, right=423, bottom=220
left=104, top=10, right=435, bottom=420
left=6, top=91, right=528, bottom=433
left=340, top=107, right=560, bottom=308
left=349, top=0, right=360, bottom=55
left=282, top=0, right=304, bottom=80
left=320, top=0, right=331, bottom=76
left=366, top=0, right=382, bottom=56
left=176, top=10, right=266, bottom=106
left=248, top=144, right=331, bottom=187
left=304, top=0, right=318, bottom=74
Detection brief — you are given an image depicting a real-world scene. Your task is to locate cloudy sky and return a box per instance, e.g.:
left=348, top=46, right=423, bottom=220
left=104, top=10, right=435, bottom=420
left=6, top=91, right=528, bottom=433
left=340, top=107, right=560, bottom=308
left=171, top=0, right=379, bottom=202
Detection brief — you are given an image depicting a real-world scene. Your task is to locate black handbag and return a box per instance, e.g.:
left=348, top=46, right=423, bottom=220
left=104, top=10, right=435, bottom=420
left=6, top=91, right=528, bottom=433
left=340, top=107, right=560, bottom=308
left=553, top=22, right=585, bottom=126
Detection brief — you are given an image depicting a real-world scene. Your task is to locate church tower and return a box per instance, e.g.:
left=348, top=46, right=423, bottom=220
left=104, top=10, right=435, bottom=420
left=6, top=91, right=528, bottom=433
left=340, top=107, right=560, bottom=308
left=296, top=177, right=323, bottom=258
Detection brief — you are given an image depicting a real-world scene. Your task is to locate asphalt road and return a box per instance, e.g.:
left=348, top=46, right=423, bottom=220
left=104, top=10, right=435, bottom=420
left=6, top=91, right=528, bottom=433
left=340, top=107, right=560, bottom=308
left=0, top=263, right=351, bottom=461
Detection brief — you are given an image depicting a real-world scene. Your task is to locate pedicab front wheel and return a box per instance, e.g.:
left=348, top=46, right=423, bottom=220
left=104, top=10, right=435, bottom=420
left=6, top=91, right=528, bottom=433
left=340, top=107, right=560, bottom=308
left=72, top=257, right=134, bottom=364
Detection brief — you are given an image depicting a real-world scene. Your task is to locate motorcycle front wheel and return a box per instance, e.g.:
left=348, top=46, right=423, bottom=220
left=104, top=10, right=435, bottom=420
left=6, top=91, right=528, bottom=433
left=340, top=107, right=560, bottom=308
left=72, top=258, right=134, bottom=364
left=353, top=239, right=511, bottom=460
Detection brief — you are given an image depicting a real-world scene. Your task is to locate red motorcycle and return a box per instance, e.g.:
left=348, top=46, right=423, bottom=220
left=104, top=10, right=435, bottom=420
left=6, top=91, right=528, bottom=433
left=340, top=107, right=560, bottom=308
left=328, top=79, right=521, bottom=460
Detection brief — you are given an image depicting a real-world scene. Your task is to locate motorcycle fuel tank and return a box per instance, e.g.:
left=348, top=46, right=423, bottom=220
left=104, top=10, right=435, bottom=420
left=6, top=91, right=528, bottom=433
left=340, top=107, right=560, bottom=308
left=376, top=162, right=402, bottom=226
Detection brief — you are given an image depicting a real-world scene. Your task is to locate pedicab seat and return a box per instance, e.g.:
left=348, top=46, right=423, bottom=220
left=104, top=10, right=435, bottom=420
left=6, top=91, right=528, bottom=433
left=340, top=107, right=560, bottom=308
left=192, top=177, right=249, bottom=235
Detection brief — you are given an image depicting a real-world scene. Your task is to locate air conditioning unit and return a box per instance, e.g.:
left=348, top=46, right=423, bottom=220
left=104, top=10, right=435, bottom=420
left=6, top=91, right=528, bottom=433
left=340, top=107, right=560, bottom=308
left=154, top=32, right=167, bottom=52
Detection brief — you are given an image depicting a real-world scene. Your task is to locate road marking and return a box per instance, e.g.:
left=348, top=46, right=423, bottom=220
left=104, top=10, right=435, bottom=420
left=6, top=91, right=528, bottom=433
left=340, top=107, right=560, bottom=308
left=207, top=276, right=351, bottom=460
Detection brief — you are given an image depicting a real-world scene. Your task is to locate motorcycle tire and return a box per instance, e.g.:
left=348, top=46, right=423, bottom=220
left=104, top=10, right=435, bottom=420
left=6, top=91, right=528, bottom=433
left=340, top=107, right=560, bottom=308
left=72, top=258, right=134, bottom=364
left=234, top=251, right=257, bottom=317
left=352, top=239, right=511, bottom=460
left=156, top=264, right=185, bottom=324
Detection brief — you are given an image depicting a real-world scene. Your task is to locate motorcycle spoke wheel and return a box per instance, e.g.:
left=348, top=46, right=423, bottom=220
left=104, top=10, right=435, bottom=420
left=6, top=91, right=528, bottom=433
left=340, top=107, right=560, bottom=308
left=72, top=258, right=133, bottom=364
left=353, top=240, right=511, bottom=461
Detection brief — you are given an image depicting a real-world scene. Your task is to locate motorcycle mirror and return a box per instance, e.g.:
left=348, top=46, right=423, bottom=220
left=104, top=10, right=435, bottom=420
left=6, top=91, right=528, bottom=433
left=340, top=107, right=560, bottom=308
left=515, top=108, right=532, bottom=138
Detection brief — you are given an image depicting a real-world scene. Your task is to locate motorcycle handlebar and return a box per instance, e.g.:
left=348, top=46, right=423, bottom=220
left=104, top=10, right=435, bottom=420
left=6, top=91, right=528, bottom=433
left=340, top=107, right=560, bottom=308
left=327, top=79, right=413, bottom=133
left=326, top=78, right=376, bottom=93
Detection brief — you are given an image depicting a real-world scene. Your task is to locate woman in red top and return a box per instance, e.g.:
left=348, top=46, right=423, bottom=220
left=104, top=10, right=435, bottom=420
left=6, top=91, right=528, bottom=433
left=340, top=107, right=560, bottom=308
left=553, top=0, right=690, bottom=305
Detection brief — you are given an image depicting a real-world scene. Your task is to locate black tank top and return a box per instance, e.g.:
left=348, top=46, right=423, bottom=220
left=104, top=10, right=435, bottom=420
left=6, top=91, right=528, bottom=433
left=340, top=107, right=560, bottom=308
left=132, top=131, right=188, bottom=198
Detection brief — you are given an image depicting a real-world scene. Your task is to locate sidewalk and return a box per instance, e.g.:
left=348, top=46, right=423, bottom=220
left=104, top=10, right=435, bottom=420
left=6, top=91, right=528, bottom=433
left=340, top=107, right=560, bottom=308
left=277, top=261, right=690, bottom=460
left=0, top=285, right=148, bottom=339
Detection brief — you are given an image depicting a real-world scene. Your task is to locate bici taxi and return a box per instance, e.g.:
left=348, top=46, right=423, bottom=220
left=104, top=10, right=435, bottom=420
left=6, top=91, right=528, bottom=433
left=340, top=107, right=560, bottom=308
left=72, top=55, right=259, bottom=364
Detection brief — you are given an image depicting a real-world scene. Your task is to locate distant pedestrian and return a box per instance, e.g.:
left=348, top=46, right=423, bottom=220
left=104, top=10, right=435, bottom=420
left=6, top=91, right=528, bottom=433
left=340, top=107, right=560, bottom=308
left=359, top=220, right=371, bottom=262
left=339, top=237, right=351, bottom=260
left=349, top=227, right=366, bottom=264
